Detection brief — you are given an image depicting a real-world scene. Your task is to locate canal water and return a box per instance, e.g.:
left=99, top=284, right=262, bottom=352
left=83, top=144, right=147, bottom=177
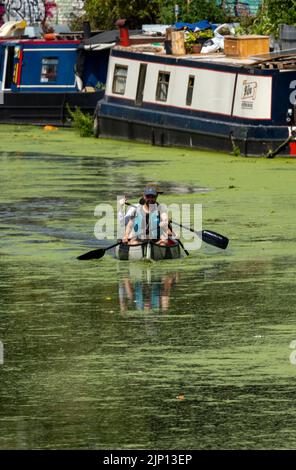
left=1, top=135, right=296, bottom=449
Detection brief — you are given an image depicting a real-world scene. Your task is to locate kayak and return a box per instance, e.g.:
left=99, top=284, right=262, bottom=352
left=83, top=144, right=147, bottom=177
left=113, top=241, right=182, bottom=261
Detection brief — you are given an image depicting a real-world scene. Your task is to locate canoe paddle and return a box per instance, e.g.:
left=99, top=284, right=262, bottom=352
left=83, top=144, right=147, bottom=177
left=170, top=221, right=229, bottom=250
left=77, top=241, right=122, bottom=260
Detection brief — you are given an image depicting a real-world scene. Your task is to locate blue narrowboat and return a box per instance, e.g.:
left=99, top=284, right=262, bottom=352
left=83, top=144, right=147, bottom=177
left=94, top=41, right=296, bottom=157
left=0, top=35, right=112, bottom=124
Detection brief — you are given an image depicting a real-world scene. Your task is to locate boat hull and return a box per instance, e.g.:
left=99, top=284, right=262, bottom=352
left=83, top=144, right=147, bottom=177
left=113, top=242, right=182, bottom=261
left=96, top=102, right=292, bottom=157
left=0, top=91, right=104, bottom=125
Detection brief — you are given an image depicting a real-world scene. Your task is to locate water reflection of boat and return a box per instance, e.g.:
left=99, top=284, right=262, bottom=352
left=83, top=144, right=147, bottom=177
left=113, top=241, right=182, bottom=261
left=118, top=265, right=180, bottom=313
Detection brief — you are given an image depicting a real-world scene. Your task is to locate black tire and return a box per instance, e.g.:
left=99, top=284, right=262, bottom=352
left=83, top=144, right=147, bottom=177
left=93, top=115, right=99, bottom=138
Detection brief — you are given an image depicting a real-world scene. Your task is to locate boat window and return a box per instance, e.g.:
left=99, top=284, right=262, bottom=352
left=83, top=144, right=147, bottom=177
left=112, top=65, right=128, bottom=95
left=186, top=75, right=195, bottom=106
left=156, top=71, right=170, bottom=102
left=40, top=57, right=58, bottom=83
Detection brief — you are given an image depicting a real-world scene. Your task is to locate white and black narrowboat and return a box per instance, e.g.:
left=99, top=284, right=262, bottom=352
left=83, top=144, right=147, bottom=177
left=94, top=40, right=296, bottom=157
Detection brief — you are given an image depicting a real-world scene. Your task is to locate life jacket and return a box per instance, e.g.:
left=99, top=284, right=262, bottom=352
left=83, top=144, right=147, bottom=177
left=133, top=205, right=160, bottom=239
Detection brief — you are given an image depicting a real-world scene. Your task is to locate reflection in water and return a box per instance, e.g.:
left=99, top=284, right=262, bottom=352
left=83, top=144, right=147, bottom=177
left=118, top=267, right=180, bottom=313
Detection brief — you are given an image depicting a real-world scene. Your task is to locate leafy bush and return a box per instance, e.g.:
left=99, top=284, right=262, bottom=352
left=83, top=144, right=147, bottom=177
left=67, top=106, right=93, bottom=137
left=83, top=0, right=161, bottom=30
left=159, top=0, right=227, bottom=25
left=237, top=1, right=296, bottom=38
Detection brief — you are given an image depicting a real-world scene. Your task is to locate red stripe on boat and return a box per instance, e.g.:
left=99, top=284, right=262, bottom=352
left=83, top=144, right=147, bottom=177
left=17, top=49, right=23, bottom=86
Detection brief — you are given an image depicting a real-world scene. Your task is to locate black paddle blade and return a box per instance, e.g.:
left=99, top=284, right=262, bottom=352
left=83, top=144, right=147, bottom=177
left=77, top=248, right=106, bottom=260
left=201, top=230, right=229, bottom=250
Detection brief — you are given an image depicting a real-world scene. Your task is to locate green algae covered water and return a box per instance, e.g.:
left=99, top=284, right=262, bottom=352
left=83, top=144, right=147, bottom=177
left=1, top=125, right=296, bottom=449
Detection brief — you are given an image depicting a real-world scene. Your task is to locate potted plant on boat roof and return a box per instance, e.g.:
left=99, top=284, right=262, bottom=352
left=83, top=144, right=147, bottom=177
left=185, top=28, right=214, bottom=53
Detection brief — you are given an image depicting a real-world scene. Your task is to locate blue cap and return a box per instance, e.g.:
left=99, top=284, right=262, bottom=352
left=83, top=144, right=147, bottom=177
left=144, top=186, right=157, bottom=196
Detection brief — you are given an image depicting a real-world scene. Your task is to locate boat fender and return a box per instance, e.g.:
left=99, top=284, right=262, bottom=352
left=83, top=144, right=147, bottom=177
left=44, top=33, right=58, bottom=41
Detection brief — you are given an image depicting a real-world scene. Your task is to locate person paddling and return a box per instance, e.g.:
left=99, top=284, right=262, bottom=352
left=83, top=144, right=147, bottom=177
left=118, top=183, right=162, bottom=226
left=122, top=186, right=172, bottom=246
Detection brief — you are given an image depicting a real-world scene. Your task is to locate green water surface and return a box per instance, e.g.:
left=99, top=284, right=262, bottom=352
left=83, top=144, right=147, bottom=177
left=1, top=126, right=296, bottom=449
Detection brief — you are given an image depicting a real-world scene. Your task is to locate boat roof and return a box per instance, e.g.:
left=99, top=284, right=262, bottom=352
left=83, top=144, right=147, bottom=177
left=84, top=29, right=142, bottom=45
left=114, top=44, right=296, bottom=70
left=0, top=38, right=80, bottom=45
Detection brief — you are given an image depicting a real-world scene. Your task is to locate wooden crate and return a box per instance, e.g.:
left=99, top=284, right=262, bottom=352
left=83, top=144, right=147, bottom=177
left=224, top=35, right=270, bottom=58
left=166, top=29, right=186, bottom=55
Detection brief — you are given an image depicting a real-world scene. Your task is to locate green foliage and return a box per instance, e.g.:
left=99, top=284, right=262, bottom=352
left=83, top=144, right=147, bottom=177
left=237, top=1, right=296, bottom=38
left=68, top=12, right=89, bottom=31
left=183, top=0, right=227, bottom=23
left=83, top=0, right=228, bottom=29
left=84, top=0, right=161, bottom=30
left=198, top=29, right=214, bottom=38
left=184, top=28, right=214, bottom=52
left=95, top=81, right=106, bottom=90
left=267, top=0, right=296, bottom=30
left=159, top=0, right=227, bottom=24
left=185, top=29, right=213, bottom=43
left=67, top=106, right=93, bottom=137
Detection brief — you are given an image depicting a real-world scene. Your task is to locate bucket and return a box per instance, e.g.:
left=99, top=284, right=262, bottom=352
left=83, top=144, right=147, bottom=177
left=289, top=141, right=296, bottom=156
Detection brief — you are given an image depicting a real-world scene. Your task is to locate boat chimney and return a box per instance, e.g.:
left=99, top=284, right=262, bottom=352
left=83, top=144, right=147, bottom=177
left=83, top=21, right=91, bottom=39
left=115, top=19, right=130, bottom=46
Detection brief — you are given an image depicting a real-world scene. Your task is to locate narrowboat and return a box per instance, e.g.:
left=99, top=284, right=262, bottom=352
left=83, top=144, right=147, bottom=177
left=0, top=31, right=113, bottom=124
left=94, top=39, right=296, bottom=157
left=113, top=241, right=182, bottom=261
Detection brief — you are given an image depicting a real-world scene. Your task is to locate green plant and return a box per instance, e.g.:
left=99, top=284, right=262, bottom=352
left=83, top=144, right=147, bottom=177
left=236, top=1, right=296, bottom=38
left=185, top=31, right=198, bottom=53
left=198, top=29, right=214, bottom=39
left=185, top=28, right=214, bottom=52
left=83, top=0, right=161, bottom=30
left=67, top=106, right=93, bottom=137
left=68, top=12, right=89, bottom=31
left=250, top=7, right=274, bottom=36
left=95, top=81, right=106, bottom=91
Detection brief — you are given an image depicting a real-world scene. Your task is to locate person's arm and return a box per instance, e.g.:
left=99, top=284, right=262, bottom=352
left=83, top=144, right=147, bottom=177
left=122, top=217, right=134, bottom=243
left=158, top=204, right=169, bottom=240
left=124, top=206, right=137, bottom=225
left=118, top=196, right=127, bottom=226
